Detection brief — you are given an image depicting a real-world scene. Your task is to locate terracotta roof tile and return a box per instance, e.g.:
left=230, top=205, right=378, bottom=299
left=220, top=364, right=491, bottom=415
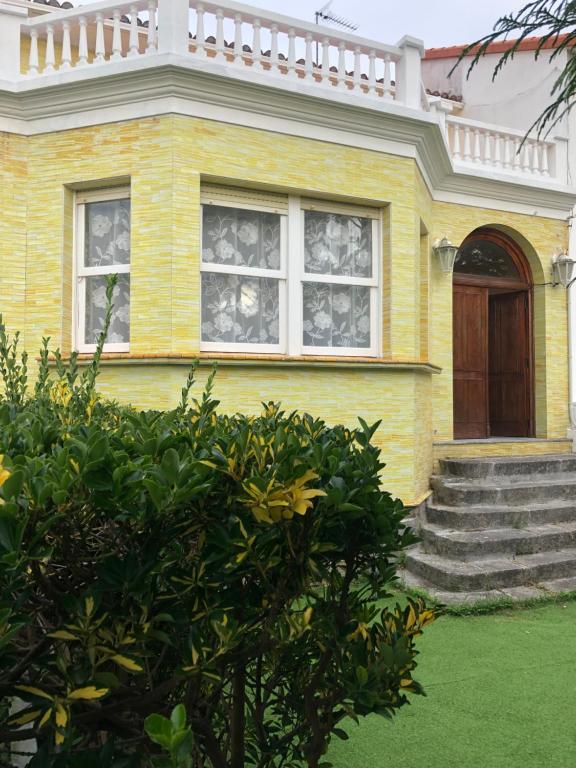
left=425, top=34, right=571, bottom=60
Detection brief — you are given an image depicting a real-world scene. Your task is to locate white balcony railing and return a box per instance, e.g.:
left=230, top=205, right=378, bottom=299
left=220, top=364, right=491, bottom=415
left=8, top=0, right=427, bottom=109
left=446, top=115, right=565, bottom=183
left=0, top=0, right=570, bottom=187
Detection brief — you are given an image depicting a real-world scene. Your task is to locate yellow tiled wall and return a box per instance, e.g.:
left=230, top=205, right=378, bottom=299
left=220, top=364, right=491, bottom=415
left=0, top=115, right=570, bottom=504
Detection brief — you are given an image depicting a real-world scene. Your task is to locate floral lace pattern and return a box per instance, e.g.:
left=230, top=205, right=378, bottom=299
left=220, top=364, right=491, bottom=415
left=83, top=198, right=130, bottom=346
left=201, top=274, right=280, bottom=345
left=202, top=205, right=281, bottom=270
left=85, top=274, right=130, bottom=345
left=304, top=211, right=372, bottom=278
left=85, top=200, right=131, bottom=267
left=303, top=283, right=370, bottom=348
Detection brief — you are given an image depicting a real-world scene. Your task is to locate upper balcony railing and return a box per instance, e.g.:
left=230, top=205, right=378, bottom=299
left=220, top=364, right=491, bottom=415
left=0, top=0, right=570, bottom=187
left=7, top=0, right=424, bottom=110
left=446, top=114, right=568, bottom=184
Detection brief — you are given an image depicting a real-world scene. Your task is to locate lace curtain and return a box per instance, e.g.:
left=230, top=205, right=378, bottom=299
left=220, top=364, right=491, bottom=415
left=201, top=205, right=281, bottom=345
left=83, top=199, right=131, bottom=346
left=303, top=211, right=373, bottom=349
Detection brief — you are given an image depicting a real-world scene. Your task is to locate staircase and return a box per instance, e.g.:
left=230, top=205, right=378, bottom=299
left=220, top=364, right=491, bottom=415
left=403, top=454, right=576, bottom=604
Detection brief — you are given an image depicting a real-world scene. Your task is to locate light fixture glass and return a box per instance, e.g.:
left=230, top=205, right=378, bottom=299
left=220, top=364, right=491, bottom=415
left=551, top=251, right=576, bottom=288
left=433, top=236, right=460, bottom=274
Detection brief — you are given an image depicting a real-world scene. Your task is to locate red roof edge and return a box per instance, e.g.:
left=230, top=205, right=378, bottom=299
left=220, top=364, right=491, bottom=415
left=424, top=34, right=570, bottom=61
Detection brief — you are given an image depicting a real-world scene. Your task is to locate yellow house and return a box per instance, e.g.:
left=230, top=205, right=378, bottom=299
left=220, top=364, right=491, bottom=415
left=1, top=0, right=576, bottom=523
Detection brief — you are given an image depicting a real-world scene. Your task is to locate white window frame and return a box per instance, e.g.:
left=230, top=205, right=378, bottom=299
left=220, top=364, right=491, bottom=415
left=199, top=193, right=381, bottom=358
left=74, top=187, right=131, bottom=354
left=200, top=200, right=288, bottom=354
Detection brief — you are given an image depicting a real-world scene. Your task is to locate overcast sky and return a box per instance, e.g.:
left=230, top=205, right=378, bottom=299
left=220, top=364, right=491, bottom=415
left=244, top=0, right=528, bottom=49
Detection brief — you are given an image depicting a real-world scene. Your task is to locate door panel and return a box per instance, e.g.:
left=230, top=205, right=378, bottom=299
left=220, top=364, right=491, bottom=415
left=489, top=291, right=531, bottom=437
left=453, top=285, right=488, bottom=439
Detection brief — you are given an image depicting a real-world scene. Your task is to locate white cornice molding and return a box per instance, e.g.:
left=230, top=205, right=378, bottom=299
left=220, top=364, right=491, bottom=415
left=1, top=55, right=575, bottom=218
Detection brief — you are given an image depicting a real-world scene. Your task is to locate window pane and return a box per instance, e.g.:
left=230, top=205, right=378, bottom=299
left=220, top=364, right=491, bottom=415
left=303, top=283, right=370, bottom=348
left=84, top=274, right=130, bottom=345
left=304, top=211, right=373, bottom=278
left=85, top=199, right=131, bottom=268
left=202, top=205, right=281, bottom=270
left=201, top=273, right=280, bottom=345
left=454, top=239, right=520, bottom=278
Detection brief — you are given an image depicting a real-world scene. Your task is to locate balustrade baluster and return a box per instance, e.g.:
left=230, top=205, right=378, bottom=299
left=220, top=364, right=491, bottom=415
left=321, top=37, right=330, bottom=84
left=472, top=129, right=481, bottom=162
left=541, top=144, right=550, bottom=176
left=531, top=142, right=541, bottom=174
left=252, top=20, right=263, bottom=70
left=215, top=9, right=225, bottom=61
left=503, top=136, right=512, bottom=169
left=493, top=134, right=502, bottom=167
left=233, top=14, right=243, bottom=65
left=368, top=50, right=376, bottom=96
left=287, top=28, right=297, bottom=78
left=128, top=6, right=139, bottom=57
left=76, top=16, right=88, bottom=66
left=521, top=142, right=531, bottom=173
left=337, top=41, right=346, bottom=89
left=147, top=1, right=157, bottom=53
left=28, top=28, right=39, bottom=75
left=383, top=55, right=393, bottom=100
left=45, top=24, right=55, bottom=72
left=61, top=21, right=72, bottom=69
left=111, top=10, right=122, bottom=61
left=304, top=33, right=313, bottom=80
left=195, top=4, right=206, bottom=57
left=513, top=138, right=521, bottom=169
left=95, top=13, right=105, bottom=63
left=352, top=46, right=361, bottom=92
left=452, top=124, right=461, bottom=161
left=270, top=24, right=279, bottom=71
left=463, top=126, right=471, bottom=161
left=483, top=132, right=492, bottom=166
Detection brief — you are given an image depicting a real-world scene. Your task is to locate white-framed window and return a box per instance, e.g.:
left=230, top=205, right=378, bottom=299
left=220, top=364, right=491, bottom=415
left=200, top=188, right=288, bottom=353
left=74, top=188, right=131, bottom=353
left=200, top=189, right=381, bottom=357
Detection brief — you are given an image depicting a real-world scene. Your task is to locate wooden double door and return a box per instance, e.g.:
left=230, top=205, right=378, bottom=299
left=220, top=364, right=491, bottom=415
left=453, top=232, right=534, bottom=440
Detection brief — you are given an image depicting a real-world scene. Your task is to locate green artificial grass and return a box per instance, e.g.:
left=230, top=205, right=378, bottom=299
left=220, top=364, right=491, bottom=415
left=329, top=601, right=576, bottom=768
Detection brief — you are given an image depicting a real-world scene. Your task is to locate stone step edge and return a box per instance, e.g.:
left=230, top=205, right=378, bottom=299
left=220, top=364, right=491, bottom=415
left=399, top=568, right=576, bottom=606
left=428, top=499, right=576, bottom=514
left=430, top=474, right=576, bottom=491
left=421, top=519, right=576, bottom=544
left=405, top=545, right=576, bottom=592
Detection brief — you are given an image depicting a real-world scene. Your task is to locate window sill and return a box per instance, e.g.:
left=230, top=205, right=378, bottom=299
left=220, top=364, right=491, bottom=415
left=45, top=352, right=442, bottom=374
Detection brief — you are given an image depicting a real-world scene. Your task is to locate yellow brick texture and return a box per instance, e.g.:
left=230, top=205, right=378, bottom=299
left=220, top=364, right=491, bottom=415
left=0, top=116, right=571, bottom=504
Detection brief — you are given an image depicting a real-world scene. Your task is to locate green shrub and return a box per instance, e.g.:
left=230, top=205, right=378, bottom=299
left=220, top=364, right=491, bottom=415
left=0, top=286, right=438, bottom=768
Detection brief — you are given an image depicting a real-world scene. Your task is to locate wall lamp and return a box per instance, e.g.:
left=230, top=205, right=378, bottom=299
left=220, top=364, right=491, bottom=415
left=552, top=251, right=576, bottom=288
left=432, top=236, right=460, bottom=274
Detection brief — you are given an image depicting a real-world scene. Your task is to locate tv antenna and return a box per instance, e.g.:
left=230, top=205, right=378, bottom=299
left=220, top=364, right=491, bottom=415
left=314, top=1, right=358, bottom=32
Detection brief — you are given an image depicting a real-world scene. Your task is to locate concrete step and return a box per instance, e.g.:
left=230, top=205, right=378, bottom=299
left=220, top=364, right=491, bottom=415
left=420, top=520, right=576, bottom=559
left=406, top=545, right=576, bottom=592
left=426, top=500, right=576, bottom=530
left=400, top=568, right=576, bottom=605
left=431, top=474, right=576, bottom=507
left=440, top=453, right=576, bottom=479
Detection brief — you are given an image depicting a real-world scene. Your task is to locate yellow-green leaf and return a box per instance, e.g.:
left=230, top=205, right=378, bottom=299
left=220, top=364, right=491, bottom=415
left=48, top=630, right=78, bottom=641
left=85, top=596, right=95, bottom=618
left=39, top=709, right=52, bottom=728
left=8, top=709, right=42, bottom=726
left=67, top=686, right=109, bottom=701
left=16, top=686, right=54, bottom=702
left=111, top=654, right=143, bottom=672
left=55, top=702, right=68, bottom=728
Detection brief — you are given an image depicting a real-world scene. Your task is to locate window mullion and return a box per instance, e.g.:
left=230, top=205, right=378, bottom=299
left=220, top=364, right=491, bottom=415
left=287, top=196, right=302, bottom=356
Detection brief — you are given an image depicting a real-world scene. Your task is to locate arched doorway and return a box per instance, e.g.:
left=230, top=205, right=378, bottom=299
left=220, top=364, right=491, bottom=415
left=453, top=228, right=534, bottom=439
